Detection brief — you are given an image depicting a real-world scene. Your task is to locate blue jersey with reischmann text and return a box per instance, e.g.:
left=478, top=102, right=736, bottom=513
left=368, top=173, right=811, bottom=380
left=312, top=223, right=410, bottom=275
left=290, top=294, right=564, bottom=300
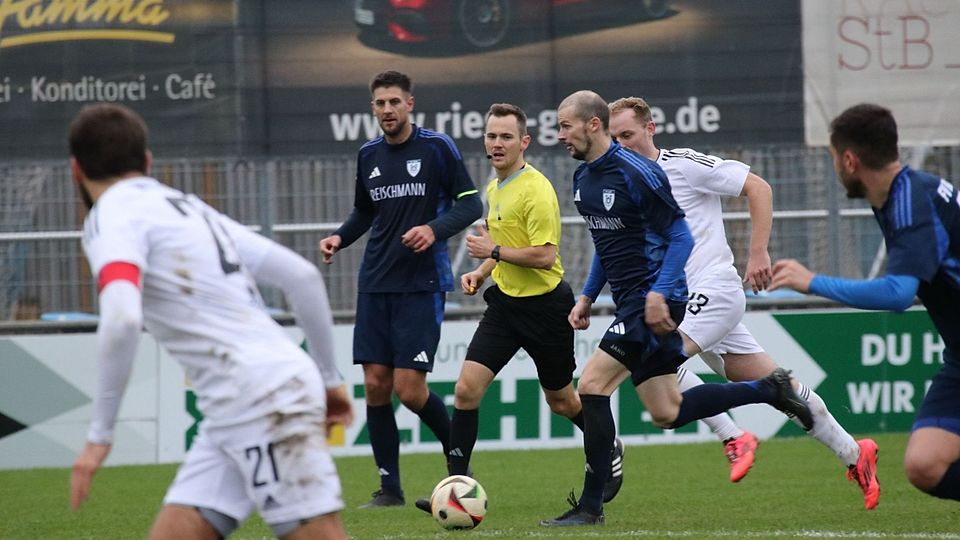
left=573, top=141, right=688, bottom=306
left=353, top=125, right=476, bottom=293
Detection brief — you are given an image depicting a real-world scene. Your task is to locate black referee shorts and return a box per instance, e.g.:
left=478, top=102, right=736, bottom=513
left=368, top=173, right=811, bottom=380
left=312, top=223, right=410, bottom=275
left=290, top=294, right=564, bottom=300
left=466, top=280, right=576, bottom=391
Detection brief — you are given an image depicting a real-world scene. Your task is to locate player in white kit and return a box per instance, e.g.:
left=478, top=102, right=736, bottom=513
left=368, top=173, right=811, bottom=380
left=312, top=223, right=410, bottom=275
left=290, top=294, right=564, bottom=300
left=607, top=97, right=880, bottom=510
left=67, top=103, right=353, bottom=539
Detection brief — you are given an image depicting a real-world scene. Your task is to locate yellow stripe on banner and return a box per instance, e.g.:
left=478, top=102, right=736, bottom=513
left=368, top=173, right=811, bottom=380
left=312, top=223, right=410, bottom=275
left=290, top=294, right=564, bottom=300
left=0, top=30, right=175, bottom=48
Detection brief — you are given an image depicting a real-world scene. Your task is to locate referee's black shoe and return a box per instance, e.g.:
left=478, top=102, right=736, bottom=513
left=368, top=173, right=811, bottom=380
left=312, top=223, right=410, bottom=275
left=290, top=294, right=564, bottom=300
left=764, top=367, right=814, bottom=430
left=414, top=498, right=432, bottom=514
left=602, top=437, right=624, bottom=503
left=540, top=491, right=604, bottom=527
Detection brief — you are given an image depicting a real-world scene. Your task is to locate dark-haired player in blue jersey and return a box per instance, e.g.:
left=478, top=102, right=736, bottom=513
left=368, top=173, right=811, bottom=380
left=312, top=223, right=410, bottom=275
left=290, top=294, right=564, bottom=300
left=772, top=103, right=960, bottom=504
left=541, top=90, right=814, bottom=527
left=319, top=71, right=483, bottom=508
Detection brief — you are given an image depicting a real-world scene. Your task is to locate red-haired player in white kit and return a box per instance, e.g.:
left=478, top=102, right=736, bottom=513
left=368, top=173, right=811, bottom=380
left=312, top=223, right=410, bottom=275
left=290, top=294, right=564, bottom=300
left=67, top=103, right=353, bottom=540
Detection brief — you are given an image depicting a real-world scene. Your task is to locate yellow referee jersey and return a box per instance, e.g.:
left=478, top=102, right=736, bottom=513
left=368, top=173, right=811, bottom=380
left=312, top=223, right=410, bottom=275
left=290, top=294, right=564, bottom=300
left=486, top=164, right=564, bottom=297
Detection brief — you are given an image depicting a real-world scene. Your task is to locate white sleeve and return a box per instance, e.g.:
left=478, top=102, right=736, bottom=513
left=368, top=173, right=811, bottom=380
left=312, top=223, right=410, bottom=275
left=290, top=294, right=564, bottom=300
left=81, top=196, right=149, bottom=277
left=218, top=217, right=344, bottom=387
left=674, top=149, right=750, bottom=198
left=253, top=243, right=343, bottom=387
left=87, top=281, right=143, bottom=445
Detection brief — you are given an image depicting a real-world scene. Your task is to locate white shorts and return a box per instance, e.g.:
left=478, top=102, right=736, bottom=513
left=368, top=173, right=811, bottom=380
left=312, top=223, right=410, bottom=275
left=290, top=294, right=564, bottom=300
left=164, top=405, right=344, bottom=525
left=680, top=272, right=764, bottom=357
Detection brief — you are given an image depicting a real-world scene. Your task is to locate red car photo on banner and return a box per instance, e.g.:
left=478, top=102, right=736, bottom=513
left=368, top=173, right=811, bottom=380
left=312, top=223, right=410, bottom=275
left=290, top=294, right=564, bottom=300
left=354, top=0, right=670, bottom=49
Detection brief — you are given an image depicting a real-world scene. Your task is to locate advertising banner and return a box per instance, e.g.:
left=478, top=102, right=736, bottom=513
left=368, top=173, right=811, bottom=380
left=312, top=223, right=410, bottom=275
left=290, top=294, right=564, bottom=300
left=0, top=308, right=943, bottom=470
left=0, top=0, right=804, bottom=160
left=803, top=0, right=960, bottom=146
left=264, top=0, right=804, bottom=155
left=0, top=0, right=245, bottom=158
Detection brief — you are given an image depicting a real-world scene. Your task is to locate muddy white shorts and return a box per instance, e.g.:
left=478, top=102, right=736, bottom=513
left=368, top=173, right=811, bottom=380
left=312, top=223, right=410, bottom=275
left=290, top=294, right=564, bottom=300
left=164, top=405, right=344, bottom=525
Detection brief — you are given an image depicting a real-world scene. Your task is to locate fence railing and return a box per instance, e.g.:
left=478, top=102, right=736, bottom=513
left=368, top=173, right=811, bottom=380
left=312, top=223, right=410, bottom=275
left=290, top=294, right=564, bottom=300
left=2, top=145, right=957, bottom=320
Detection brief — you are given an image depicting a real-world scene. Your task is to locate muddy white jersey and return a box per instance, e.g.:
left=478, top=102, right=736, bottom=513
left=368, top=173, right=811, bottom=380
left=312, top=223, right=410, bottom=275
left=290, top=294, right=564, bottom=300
left=656, top=149, right=750, bottom=288
left=82, top=177, right=321, bottom=427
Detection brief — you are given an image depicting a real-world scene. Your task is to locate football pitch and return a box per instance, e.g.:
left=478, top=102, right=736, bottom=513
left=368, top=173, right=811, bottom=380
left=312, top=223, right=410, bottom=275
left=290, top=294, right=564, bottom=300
left=1, top=433, right=956, bottom=540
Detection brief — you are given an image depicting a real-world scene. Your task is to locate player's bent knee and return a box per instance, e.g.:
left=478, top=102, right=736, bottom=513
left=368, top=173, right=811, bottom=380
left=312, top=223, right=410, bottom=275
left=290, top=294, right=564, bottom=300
left=646, top=406, right=680, bottom=428
left=545, top=396, right=579, bottom=418
left=904, top=456, right=944, bottom=492
left=454, top=379, right=484, bottom=409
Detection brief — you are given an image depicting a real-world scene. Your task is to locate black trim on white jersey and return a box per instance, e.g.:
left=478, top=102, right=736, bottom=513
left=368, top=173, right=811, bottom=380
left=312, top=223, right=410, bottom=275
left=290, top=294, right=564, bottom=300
left=661, top=149, right=718, bottom=168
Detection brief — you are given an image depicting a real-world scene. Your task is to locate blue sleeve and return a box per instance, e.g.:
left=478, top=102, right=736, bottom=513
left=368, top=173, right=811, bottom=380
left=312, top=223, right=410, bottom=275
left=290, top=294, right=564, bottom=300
left=335, top=168, right=375, bottom=248
left=334, top=207, right=373, bottom=249
left=427, top=192, right=482, bottom=240
left=581, top=253, right=607, bottom=301
left=809, top=274, right=919, bottom=312
left=650, top=217, right=693, bottom=296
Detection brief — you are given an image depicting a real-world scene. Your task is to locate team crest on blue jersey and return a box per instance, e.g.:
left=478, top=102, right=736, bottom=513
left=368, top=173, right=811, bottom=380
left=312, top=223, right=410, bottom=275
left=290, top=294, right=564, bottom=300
left=406, top=159, right=422, bottom=177
left=602, top=189, right=616, bottom=211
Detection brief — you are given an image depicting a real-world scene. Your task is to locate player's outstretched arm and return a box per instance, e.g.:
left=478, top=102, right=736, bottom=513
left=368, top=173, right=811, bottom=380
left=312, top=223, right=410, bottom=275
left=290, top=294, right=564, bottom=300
left=73, top=276, right=144, bottom=510
left=741, top=173, right=773, bottom=293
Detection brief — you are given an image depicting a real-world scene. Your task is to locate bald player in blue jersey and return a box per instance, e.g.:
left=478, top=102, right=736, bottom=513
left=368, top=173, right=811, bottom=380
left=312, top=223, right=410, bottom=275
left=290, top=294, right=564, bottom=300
left=773, top=103, right=960, bottom=504
left=320, top=71, right=482, bottom=508
left=541, top=90, right=814, bottom=527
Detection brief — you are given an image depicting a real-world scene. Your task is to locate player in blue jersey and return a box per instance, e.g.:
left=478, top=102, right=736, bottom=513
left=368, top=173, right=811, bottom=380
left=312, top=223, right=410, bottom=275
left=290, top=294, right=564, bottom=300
left=772, top=103, right=960, bottom=504
left=319, top=71, right=483, bottom=508
left=541, top=90, right=814, bottom=527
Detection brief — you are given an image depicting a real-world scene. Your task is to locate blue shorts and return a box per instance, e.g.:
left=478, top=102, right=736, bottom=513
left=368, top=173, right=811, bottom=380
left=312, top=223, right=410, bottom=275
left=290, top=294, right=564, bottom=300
left=913, top=350, right=960, bottom=436
left=598, top=298, right=687, bottom=386
left=353, top=291, right=444, bottom=372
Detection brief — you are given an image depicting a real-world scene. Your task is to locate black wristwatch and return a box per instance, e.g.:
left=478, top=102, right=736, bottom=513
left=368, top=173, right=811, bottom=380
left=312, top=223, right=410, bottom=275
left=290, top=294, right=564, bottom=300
left=491, top=245, right=501, bottom=261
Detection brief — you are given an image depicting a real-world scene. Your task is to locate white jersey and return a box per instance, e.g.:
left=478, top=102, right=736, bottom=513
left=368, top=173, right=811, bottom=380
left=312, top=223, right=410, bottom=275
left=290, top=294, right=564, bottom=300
left=82, top=177, right=321, bottom=427
left=657, top=148, right=750, bottom=288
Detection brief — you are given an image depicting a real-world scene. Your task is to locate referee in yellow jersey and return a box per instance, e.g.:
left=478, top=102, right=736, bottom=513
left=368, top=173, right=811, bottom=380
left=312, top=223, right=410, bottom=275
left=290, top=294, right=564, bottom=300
left=417, top=103, right=623, bottom=513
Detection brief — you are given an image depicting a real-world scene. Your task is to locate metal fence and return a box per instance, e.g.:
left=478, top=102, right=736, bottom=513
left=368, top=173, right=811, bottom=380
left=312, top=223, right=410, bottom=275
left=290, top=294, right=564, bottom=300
left=2, top=145, right=959, bottom=320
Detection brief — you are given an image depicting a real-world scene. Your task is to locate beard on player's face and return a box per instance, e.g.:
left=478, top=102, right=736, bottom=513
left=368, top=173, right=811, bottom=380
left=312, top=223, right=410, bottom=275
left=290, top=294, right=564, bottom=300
left=379, top=115, right=407, bottom=137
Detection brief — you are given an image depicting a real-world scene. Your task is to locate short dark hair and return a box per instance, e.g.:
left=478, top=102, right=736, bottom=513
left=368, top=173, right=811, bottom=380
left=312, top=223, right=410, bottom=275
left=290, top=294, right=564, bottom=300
left=370, top=70, right=412, bottom=94
left=68, top=103, right=148, bottom=181
left=486, top=103, right=528, bottom=137
left=560, top=90, right=609, bottom=131
left=608, top=96, right=652, bottom=124
left=829, top=103, right=899, bottom=169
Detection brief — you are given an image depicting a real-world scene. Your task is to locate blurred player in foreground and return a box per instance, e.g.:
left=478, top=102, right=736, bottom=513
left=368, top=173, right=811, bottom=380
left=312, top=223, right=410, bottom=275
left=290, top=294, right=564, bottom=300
left=773, top=103, right=960, bottom=504
left=68, top=103, right=352, bottom=540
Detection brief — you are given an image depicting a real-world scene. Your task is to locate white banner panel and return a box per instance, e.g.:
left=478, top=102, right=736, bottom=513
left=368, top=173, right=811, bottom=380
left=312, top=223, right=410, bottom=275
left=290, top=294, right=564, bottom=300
left=804, top=0, right=960, bottom=146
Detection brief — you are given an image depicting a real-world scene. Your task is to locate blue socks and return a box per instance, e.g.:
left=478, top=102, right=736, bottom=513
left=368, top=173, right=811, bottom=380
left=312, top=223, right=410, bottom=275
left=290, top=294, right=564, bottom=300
left=580, top=394, right=614, bottom=514
left=366, top=403, right=402, bottom=495
left=930, top=460, right=960, bottom=501
left=670, top=381, right=769, bottom=429
left=413, top=391, right=452, bottom=456
left=448, top=407, right=479, bottom=476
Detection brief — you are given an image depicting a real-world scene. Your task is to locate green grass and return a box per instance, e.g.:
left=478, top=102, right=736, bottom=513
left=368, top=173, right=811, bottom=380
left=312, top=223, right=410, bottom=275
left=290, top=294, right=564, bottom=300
left=1, top=433, right=957, bottom=539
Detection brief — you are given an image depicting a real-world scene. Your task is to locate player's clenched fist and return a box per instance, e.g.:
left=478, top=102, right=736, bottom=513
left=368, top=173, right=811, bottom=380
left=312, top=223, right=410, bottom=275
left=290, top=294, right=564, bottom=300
left=319, top=235, right=342, bottom=264
left=461, top=271, right=485, bottom=295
